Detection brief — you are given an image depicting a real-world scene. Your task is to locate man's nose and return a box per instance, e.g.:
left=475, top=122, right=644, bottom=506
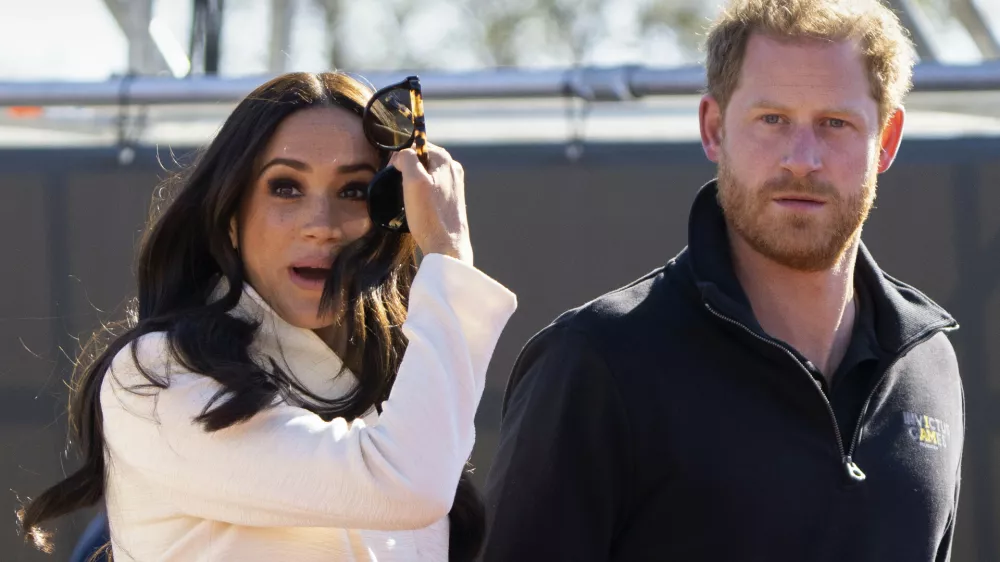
left=781, top=127, right=823, bottom=178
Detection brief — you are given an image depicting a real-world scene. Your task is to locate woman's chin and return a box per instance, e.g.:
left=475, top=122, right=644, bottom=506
left=273, top=299, right=336, bottom=331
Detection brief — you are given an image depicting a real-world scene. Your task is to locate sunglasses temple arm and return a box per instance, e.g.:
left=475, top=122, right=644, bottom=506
left=410, top=88, right=430, bottom=170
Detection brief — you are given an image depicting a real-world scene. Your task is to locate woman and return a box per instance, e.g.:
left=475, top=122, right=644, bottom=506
left=19, top=72, right=517, bottom=561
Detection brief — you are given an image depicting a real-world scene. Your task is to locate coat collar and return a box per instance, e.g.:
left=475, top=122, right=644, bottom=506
left=214, top=279, right=359, bottom=401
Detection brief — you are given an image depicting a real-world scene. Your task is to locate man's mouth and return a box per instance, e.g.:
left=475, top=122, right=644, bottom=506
left=774, top=195, right=826, bottom=209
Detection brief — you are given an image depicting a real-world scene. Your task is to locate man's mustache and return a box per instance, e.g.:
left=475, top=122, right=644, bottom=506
left=760, top=176, right=839, bottom=200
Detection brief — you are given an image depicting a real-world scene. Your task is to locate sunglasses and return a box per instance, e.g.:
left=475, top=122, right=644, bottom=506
left=362, top=75, right=428, bottom=233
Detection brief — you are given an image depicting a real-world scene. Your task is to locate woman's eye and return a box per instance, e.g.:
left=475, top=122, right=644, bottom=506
left=340, top=182, right=369, bottom=201
left=268, top=178, right=301, bottom=198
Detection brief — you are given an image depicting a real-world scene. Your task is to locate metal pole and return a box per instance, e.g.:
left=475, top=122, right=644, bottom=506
left=189, top=0, right=207, bottom=75
left=912, top=61, right=1000, bottom=90
left=950, top=0, right=1000, bottom=59
left=1, top=62, right=1000, bottom=107
left=269, top=0, right=294, bottom=73
left=205, top=0, right=224, bottom=74
left=190, top=0, right=225, bottom=75
left=885, top=0, right=941, bottom=62
left=103, top=0, right=172, bottom=75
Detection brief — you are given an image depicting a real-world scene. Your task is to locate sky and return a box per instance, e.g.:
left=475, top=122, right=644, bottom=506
left=0, top=0, right=996, bottom=81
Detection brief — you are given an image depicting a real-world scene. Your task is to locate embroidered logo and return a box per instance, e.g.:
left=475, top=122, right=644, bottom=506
left=903, top=412, right=950, bottom=450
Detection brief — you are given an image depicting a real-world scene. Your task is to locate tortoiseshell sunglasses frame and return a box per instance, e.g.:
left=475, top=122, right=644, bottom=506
left=362, top=75, right=429, bottom=169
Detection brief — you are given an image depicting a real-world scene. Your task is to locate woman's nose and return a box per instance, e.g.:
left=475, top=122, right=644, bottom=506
left=300, top=196, right=342, bottom=242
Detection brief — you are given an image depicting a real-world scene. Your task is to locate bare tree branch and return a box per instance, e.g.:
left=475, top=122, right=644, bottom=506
left=637, top=0, right=711, bottom=58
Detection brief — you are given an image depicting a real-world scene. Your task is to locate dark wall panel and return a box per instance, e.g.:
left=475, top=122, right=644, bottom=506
left=0, top=139, right=997, bottom=560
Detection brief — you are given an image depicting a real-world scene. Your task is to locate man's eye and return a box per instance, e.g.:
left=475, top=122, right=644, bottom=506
left=827, top=118, right=847, bottom=128
left=762, top=114, right=782, bottom=125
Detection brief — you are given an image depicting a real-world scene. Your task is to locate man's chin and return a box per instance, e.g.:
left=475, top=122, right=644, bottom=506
left=738, top=226, right=846, bottom=272
left=758, top=238, right=850, bottom=271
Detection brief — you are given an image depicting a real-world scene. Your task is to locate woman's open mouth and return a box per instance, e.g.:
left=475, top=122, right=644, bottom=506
left=289, top=266, right=331, bottom=290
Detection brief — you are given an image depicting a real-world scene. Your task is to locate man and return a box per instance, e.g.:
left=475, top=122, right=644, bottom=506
left=482, top=0, right=964, bottom=560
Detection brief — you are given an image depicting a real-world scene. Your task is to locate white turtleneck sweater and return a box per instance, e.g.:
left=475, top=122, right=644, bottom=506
left=100, top=254, right=517, bottom=561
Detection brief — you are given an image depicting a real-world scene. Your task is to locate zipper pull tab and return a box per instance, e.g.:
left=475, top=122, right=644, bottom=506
left=844, top=456, right=866, bottom=483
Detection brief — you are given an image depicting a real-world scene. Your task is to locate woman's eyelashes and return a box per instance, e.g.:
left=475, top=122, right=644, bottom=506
left=339, top=181, right=369, bottom=201
left=267, top=177, right=302, bottom=199
left=266, top=177, right=370, bottom=201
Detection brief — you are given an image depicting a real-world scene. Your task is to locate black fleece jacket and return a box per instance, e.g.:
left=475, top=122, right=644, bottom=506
left=483, top=181, right=964, bottom=562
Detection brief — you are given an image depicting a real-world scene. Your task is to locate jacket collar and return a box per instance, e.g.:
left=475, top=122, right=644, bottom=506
left=682, top=180, right=958, bottom=354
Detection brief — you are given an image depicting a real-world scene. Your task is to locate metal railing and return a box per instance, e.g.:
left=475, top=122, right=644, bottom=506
left=1, top=62, right=1000, bottom=107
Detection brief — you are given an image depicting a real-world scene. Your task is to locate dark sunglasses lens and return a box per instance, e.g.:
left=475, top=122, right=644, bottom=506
left=367, top=165, right=408, bottom=232
left=364, top=86, right=415, bottom=150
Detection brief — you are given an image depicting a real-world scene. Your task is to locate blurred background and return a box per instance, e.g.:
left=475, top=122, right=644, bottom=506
left=1, top=0, right=999, bottom=560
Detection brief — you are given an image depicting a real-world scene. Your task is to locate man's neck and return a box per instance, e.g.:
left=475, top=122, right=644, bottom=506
left=728, top=228, right=859, bottom=383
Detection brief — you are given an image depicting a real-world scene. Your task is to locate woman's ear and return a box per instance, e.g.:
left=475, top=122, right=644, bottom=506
left=229, top=216, right=239, bottom=251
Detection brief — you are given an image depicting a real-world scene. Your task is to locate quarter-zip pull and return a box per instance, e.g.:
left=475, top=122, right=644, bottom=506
left=844, top=456, right=866, bottom=483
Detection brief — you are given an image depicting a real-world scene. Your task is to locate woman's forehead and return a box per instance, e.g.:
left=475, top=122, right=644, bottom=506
left=262, top=107, right=376, bottom=165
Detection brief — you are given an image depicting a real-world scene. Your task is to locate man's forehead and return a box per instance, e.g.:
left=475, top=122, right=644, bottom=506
left=741, top=33, right=867, bottom=81
left=732, top=33, right=877, bottom=112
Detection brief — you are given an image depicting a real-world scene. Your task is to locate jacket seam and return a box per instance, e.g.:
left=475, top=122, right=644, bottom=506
left=558, top=324, right=638, bottom=543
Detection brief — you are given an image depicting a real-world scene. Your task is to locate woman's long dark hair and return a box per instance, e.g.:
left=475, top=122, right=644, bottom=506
left=18, top=72, right=485, bottom=561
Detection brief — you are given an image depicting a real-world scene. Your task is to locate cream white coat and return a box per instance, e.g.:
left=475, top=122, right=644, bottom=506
left=101, top=255, right=517, bottom=561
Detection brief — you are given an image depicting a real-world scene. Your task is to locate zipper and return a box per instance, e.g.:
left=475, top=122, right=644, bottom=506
left=707, top=302, right=956, bottom=484
left=705, top=303, right=863, bottom=482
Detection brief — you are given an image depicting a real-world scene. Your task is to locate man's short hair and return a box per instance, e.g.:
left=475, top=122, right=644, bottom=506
left=704, top=0, right=917, bottom=126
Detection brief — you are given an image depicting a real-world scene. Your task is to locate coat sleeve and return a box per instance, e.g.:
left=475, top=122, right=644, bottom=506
left=101, top=254, right=516, bottom=530
left=482, top=325, right=633, bottom=561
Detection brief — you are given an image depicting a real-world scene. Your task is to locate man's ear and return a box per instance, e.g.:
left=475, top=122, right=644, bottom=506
left=877, top=107, right=905, bottom=173
left=700, top=94, right=724, bottom=163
